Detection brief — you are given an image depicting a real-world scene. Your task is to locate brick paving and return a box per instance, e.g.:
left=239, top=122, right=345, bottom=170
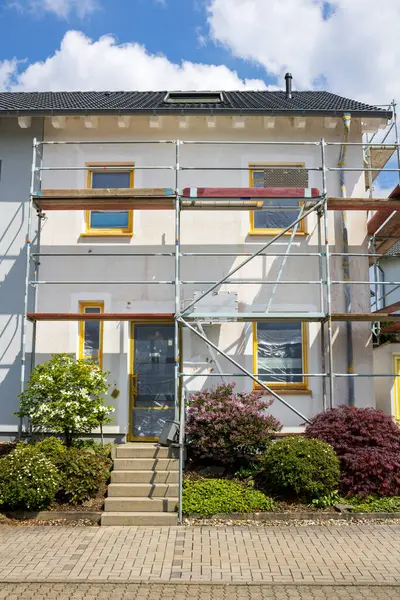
left=0, top=524, right=399, bottom=584
left=0, top=583, right=399, bottom=599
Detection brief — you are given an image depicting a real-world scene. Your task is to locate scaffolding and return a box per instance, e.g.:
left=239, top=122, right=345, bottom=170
left=20, top=104, right=400, bottom=522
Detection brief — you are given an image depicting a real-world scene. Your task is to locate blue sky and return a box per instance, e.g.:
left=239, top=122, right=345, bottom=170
left=0, top=0, right=270, bottom=87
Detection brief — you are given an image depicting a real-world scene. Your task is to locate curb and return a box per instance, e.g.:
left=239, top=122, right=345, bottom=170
left=185, top=511, right=400, bottom=521
left=0, top=580, right=399, bottom=587
left=3, top=511, right=102, bottom=523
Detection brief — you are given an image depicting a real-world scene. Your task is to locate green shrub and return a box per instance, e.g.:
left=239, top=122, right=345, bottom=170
left=0, top=444, right=60, bottom=510
left=182, top=478, right=274, bottom=516
left=35, top=437, right=67, bottom=464
left=57, top=448, right=111, bottom=504
left=0, top=442, right=17, bottom=458
left=73, top=439, right=114, bottom=460
left=348, top=496, right=400, bottom=513
left=259, top=436, right=340, bottom=502
left=311, top=491, right=343, bottom=508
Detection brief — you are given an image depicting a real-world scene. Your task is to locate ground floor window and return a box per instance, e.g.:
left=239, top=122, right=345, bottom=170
left=253, top=321, right=308, bottom=389
left=79, top=301, right=104, bottom=368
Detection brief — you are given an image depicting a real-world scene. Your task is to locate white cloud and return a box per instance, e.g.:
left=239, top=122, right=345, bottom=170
left=10, top=0, right=99, bottom=18
left=206, top=0, right=400, bottom=103
left=0, top=30, right=268, bottom=91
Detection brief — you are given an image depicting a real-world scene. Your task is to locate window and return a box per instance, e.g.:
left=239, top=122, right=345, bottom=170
left=249, top=164, right=307, bottom=234
left=84, top=164, right=134, bottom=236
left=253, top=321, right=308, bottom=390
left=164, top=91, right=223, bottom=104
left=79, top=302, right=104, bottom=368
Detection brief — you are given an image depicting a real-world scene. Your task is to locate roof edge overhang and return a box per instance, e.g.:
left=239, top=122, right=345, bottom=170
left=0, top=108, right=392, bottom=119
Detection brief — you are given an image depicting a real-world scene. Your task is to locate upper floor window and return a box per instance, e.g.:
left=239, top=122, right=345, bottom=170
left=249, top=164, right=308, bottom=235
left=84, top=164, right=134, bottom=236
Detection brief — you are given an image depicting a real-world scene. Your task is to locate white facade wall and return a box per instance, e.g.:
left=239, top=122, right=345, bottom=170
left=31, top=114, right=374, bottom=438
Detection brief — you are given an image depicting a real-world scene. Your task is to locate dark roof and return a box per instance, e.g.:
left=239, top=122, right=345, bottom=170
left=0, top=90, right=391, bottom=119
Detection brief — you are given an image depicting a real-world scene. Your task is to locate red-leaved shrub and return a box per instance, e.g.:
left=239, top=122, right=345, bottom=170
left=305, top=406, right=400, bottom=496
left=340, top=448, right=400, bottom=497
left=186, top=383, right=281, bottom=468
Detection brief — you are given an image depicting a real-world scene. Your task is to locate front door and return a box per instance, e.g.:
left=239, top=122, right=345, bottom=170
left=129, top=323, right=175, bottom=440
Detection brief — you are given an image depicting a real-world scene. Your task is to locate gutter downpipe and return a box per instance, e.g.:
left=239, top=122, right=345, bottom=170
left=339, top=113, right=355, bottom=406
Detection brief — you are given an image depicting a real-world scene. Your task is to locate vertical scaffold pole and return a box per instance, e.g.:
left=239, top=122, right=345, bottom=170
left=321, top=138, right=335, bottom=408
left=19, top=137, right=37, bottom=438
left=317, top=209, right=327, bottom=411
left=175, top=140, right=184, bottom=524
left=393, top=100, right=400, bottom=185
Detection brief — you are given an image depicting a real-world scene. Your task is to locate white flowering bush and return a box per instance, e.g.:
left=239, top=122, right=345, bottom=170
left=18, top=354, right=115, bottom=447
left=0, top=444, right=60, bottom=510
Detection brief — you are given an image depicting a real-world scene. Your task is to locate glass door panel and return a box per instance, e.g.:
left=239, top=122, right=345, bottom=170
left=131, top=323, right=175, bottom=439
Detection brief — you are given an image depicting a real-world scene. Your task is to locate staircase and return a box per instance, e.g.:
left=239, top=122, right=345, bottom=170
left=101, top=443, right=179, bottom=526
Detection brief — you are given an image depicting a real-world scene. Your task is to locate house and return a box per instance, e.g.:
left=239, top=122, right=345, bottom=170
left=0, top=80, right=395, bottom=446
left=370, top=187, right=400, bottom=421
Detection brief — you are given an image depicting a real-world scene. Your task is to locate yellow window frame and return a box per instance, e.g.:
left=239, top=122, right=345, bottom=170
left=83, top=162, right=134, bottom=237
left=78, top=301, right=104, bottom=369
left=249, top=162, right=307, bottom=236
left=252, top=322, right=309, bottom=392
left=392, top=354, right=400, bottom=422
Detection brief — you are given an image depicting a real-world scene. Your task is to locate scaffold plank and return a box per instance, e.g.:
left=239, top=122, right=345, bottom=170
left=182, top=187, right=321, bottom=198
left=27, top=313, right=174, bottom=322
left=328, top=197, right=400, bottom=211
left=367, top=184, right=400, bottom=236
left=331, top=313, right=400, bottom=322
left=34, top=188, right=176, bottom=211
left=381, top=322, right=400, bottom=333
left=374, top=300, right=400, bottom=315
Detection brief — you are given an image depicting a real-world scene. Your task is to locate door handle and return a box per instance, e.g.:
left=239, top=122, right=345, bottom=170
left=132, top=374, right=139, bottom=396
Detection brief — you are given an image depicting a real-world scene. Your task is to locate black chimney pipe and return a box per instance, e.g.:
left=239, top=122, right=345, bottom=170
left=285, top=72, right=293, bottom=99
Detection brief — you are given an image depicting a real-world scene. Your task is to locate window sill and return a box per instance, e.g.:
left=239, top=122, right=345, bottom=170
left=248, top=230, right=307, bottom=237
left=254, top=385, right=312, bottom=396
left=80, top=231, right=133, bottom=238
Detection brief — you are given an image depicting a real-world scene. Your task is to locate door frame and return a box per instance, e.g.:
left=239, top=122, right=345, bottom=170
left=392, top=354, right=400, bottom=422
left=128, top=319, right=176, bottom=442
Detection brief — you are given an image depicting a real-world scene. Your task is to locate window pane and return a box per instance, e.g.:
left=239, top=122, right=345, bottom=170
left=83, top=306, right=101, bottom=358
left=254, top=198, right=302, bottom=230
left=90, top=211, right=129, bottom=229
left=257, top=322, right=303, bottom=384
left=252, top=167, right=307, bottom=230
left=90, top=170, right=131, bottom=230
left=92, top=171, right=131, bottom=188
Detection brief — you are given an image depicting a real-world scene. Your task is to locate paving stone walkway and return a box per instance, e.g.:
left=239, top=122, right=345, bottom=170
left=0, top=523, right=399, bottom=584
left=1, top=583, right=400, bottom=600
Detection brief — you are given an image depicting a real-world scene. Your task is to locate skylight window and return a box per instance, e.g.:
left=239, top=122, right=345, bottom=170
left=164, top=91, right=224, bottom=104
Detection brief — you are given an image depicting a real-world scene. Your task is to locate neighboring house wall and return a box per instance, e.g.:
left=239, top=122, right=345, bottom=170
left=376, top=253, right=400, bottom=309
left=0, top=117, right=43, bottom=440
left=373, top=342, right=400, bottom=419
left=23, top=113, right=374, bottom=439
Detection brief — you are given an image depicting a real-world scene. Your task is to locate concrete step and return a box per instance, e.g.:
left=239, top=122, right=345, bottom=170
left=101, top=511, right=178, bottom=526
left=114, top=444, right=179, bottom=459
left=111, top=470, right=179, bottom=484
left=104, top=497, right=177, bottom=513
left=108, top=483, right=179, bottom=498
left=113, top=458, right=178, bottom=472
